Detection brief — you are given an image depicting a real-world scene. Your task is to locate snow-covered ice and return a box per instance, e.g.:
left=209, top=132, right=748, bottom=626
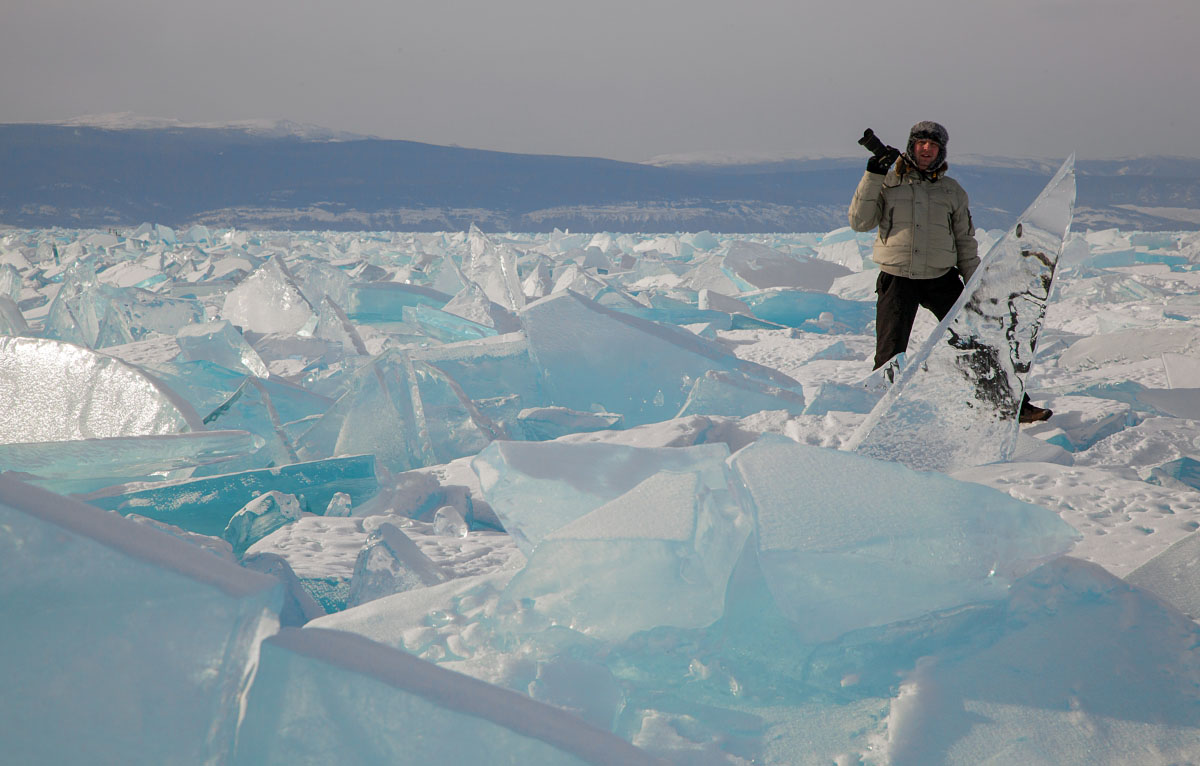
left=5, top=220, right=1200, bottom=764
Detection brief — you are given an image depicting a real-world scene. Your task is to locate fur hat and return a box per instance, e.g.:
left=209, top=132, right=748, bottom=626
left=906, top=121, right=949, bottom=173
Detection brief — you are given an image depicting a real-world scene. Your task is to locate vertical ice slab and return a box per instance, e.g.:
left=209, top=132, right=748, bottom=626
left=465, top=224, right=527, bottom=313
left=0, top=475, right=281, bottom=765
left=848, top=156, right=1076, bottom=472
left=730, top=436, right=1079, bottom=643
left=502, top=468, right=752, bottom=641
left=233, top=627, right=658, bottom=766
left=0, top=335, right=202, bottom=443
left=472, top=439, right=731, bottom=554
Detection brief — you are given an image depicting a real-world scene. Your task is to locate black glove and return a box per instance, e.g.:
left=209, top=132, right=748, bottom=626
left=866, top=147, right=900, bottom=175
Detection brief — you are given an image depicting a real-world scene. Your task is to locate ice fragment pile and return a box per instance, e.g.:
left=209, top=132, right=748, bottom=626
left=6, top=215, right=1200, bottom=764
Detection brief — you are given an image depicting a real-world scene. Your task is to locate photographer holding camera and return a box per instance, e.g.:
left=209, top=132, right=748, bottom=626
left=849, top=121, right=1051, bottom=423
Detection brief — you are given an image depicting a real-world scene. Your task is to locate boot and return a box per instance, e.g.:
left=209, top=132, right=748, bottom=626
left=1019, top=400, right=1052, bottom=423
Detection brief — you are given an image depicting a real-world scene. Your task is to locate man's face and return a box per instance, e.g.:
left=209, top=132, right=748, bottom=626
left=913, top=139, right=941, bottom=170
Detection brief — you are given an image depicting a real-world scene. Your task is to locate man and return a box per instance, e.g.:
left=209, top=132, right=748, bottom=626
left=848, top=121, right=1051, bottom=423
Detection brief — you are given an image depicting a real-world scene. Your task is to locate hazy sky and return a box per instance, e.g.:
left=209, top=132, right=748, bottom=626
left=2, top=0, right=1196, bottom=163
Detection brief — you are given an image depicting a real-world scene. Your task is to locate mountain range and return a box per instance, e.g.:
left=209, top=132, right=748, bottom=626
left=3, top=121, right=1199, bottom=233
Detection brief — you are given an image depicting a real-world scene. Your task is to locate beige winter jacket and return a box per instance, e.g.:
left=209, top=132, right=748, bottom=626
left=848, top=162, right=979, bottom=282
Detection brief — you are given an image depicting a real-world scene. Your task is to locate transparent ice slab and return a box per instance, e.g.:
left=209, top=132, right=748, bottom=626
left=848, top=157, right=1077, bottom=472
left=0, top=475, right=281, bottom=765
left=196, top=376, right=301, bottom=474
left=296, top=350, right=501, bottom=473
left=0, top=429, right=262, bottom=495
left=345, top=281, right=451, bottom=322
left=730, top=435, right=1079, bottom=643
left=739, top=288, right=874, bottom=332
left=519, top=290, right=801, bottom=427
left=409, top=332, right=543, bottom=405
left=233, top=627, right=657, bottom=766
left=402, top=302, right=498, bottom=343
left=0, top=335, right=202, bottom=443
left=472, top=439, right=730, bottom=554
left=176, top=319, right=270, bottom=377
left=83, top=454, right=379, bottom=537
left=502, top=468, right=752, bottom=641
left=676, top=369, right=807, bottom=419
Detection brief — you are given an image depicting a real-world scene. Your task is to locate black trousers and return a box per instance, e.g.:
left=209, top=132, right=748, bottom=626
left=873, top=270, right=963, bottom=370
left=874, top=269, right=1034, bottom=411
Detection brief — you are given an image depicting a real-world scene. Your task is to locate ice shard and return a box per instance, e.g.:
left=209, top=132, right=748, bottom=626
left=465, top=224, right=527, bottom=313
left=224, top=490, right=303, bottom=557
left=520, top=290, right=801, bottom=427
left=346, top=520, right=446, bottom=607
left=472, top=439, right=730, bottom=554
left=502, top=468, right=751, bottom=641
left=0, top=335, right=202, bottom=444
left=0, top=475, right=281, bottom=765
left=197, top=376, right=301, bottom=474
left=233, top=627, right=657, bottom=765
left=848, top=156, right=1077, bottom=472
left=443, top=279, right=522, bottom=332
left=730, top=435, right=1079, bottom=643
left=176, top=319, right=270, bottom=377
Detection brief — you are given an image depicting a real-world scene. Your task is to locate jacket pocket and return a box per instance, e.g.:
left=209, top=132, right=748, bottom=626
left=879, top=208, right=894, bottom=244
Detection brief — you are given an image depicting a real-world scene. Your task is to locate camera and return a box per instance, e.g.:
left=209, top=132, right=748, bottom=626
left=858, top=129, right=898, bottom=160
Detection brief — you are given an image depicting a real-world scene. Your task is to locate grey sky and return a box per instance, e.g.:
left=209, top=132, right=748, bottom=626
left=2, top=0, right=1197, bottom=163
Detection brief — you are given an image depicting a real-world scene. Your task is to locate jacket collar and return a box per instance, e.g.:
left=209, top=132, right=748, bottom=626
left=895, top=155, right=949, bottom=181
